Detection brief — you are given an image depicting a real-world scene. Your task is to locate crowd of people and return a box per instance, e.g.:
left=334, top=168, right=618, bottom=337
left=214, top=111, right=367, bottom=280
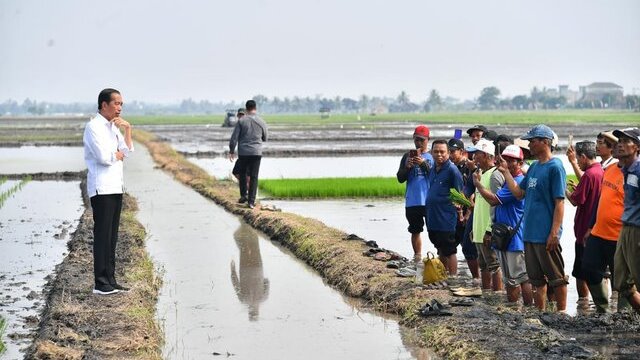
left=398, top=123, right=640, bottom=314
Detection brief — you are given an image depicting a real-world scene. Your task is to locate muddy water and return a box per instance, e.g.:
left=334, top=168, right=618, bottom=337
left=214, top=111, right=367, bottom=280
left=0, top=146, right=85, bottom=174
left=125, top=144, right=431, bottom=359
left=0, top=181, right=83, bottom=359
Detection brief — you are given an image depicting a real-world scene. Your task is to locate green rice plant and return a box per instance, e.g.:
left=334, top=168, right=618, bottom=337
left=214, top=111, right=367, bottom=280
left=0, top=175, right=32, bottom=209
left=449, top=188, right=472, bottom=207
left=0, top=315, right=6, bottom=355
left=0, top=176, right=7, bottom=186
left=259, top=177, right=405, bottom=198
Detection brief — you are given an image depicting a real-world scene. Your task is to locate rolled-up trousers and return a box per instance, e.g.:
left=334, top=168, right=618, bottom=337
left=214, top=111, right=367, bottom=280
left=90, top=193, right=123, bottom=288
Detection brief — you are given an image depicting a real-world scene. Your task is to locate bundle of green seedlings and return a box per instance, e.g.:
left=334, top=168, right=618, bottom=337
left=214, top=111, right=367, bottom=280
left=449, top=188, right=472, bottom=207
left=259, top=177, right=405, bottom=198
left=0, top=175, right=32, bottom=209
left=0, top=315, right=6, bottom=355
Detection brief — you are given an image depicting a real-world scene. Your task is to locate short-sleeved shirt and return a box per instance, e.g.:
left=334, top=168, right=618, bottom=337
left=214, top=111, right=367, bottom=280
left=592, top=165, right=625, bottom=241
left=495, top=174, right=525, bottom=252
left=472, top=167, right=504, bottom=243
left=425, top=160, right=464, bottom=232
left=519, top=158, right=566, bottom=243
left=570, top=162, right=603, bottom=245
left=621, top=158, right=640, bottom=227
left=400, top=152, right=435, bottom=207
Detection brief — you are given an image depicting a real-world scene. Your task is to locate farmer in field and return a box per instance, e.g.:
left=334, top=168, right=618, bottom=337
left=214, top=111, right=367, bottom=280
left=476, top=145, right=533, bottom=305
left=581, top=131, right=627, bottom=313
left=468, top=139, right=504, bottom=292
left=229, top=100, right=268, bottom=209
left=611, top=127, right=640, bottom=313
left=425, top=140, right=464, bottom=275
left=83, top=88, right=133, bottom=295
left=499, top=124, right=568, bottom=312
left=396, top=125, right=434, bottom=261
left=448, top=138, right=480, bottom=279
left=565, top=141, right=603, bottom=307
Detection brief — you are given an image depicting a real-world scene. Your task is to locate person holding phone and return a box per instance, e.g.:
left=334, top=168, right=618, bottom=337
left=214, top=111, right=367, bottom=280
left=397, top=125, right=434, bottom=261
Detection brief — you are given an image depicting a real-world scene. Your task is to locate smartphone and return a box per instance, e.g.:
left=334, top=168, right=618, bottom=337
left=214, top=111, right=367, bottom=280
left=454, top=129, right=463, bottom=140
left=568, top=134, right=574, bottom=148
left=409, top=149, right=418, bottom=158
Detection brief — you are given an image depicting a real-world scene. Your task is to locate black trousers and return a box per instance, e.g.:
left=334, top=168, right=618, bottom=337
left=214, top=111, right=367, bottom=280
left=90, top=193, right=123, bottom=288
left=237, top=155, right=262, bottom=203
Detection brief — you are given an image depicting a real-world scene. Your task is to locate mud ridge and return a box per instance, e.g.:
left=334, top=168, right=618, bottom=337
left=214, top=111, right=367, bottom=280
left=2, top=171, right=85, bottom=181
left=25, top=181, right=162, bottom=360
left=134, top=130, right=640, bottom=360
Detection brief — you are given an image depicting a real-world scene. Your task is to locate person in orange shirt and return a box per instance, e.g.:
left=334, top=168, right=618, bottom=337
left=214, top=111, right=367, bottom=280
left=581, top=131, right=628, bottom=312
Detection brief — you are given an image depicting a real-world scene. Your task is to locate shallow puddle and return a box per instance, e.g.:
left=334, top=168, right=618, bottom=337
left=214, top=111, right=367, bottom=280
left=0, top=181, right=83, bottom=359
left=0, top=146, right=85, bottom=174
left=125, top=144, right=431, bottom=359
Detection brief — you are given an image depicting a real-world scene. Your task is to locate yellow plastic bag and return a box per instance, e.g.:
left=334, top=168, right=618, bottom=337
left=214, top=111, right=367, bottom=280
left=422, top=252, right=448, bottom=285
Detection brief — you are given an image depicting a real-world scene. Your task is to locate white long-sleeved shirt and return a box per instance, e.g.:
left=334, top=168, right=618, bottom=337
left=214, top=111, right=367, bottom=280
left=83, top=113, right=133, bottom=197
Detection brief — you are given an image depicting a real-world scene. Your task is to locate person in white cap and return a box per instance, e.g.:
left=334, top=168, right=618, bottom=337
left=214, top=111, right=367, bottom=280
left=497, top=124, right=568, bottom=312
left=474, top=145, right=533, bottom=305
left=469, top=139, right=505, bottom=292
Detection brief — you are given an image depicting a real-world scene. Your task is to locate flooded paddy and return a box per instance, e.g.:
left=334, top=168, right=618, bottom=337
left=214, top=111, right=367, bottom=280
left=125, top=144, right=430, bottom=359
left=0, top=146, right=85, bottom=174
left=0, top=180, right=83, bottom=359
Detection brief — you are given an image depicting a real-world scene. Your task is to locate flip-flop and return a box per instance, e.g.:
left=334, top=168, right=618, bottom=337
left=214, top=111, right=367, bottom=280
left=362, top=248, right=385, bottom=257
left=430, top=299, right=451, bottom=310
left=395, top=268, right=417, bottom=277
left=365, top=240, right=379, bottom=248
left=373, top=252, right=391, bottom=261
left=343, top=234, right=364, bottom=241
left=452, top=288, right=483, bottom=297
left=386, top=260, right=401, bottom=269
left=418, top=302, right=453, bottom=317
left=449, top=298, right=475, bottom=306
left=424, top=281, right=448, bottom=290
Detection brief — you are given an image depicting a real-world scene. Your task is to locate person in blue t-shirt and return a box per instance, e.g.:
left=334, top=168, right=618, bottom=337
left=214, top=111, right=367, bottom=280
left=499, top=124, right=569, bottom=313
left=425, top=140, right=464, bottom=275
left=397, top=125, right=434, bottom=261
left=475, top=145, right=533, bottom=306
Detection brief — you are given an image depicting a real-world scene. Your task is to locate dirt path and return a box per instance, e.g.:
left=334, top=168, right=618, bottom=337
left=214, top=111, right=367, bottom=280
left=26, top=185, right=162, bottom=359
left=133, top=129, right=640, bottom=359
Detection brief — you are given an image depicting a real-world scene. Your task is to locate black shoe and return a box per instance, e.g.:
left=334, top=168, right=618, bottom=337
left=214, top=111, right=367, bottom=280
left=238, top=197, right=248, bottom=204
left=93, top=285, right=119, bottom=295
left=112, top=283, right=130, bottom=291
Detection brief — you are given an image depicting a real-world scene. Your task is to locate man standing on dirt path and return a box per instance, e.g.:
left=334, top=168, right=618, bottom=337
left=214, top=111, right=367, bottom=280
left=566, top=141, right=603, bottom=307
left=581, top=131, right=627, bottom=313
left=83, top=88, right=133, bottom=295
left=425, top=140, right=464, bottom=275
left=469, top=139, right=504, bottom=292
left=498, top=124, right=569, bottom=312
left=397, top=125, right=434, bottom=261
left=229, top=100, right=268, bottom=209
left=611, top=127, right=640, bottom=313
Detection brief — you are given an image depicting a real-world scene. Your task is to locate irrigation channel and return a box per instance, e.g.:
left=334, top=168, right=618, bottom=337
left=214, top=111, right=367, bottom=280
left=0, top=174, right=83, bottom=359
left=125, top=143, right=432, bottom=359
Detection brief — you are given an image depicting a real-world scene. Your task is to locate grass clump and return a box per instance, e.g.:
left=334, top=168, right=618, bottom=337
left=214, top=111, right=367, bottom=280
left=0, top=315, right=6, bottom=355
left=0, top=175, right=31, bottom=209
left=259, top=177, right=405, bottom=198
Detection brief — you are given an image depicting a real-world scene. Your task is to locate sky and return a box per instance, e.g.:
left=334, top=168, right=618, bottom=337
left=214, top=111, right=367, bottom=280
left=1, top=0, right=639, bottom=104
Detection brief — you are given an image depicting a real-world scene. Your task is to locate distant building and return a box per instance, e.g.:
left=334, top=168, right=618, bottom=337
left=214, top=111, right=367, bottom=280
left=558, top=85, right=579, bottom=105
left=579, top=82, right=624, bottom=107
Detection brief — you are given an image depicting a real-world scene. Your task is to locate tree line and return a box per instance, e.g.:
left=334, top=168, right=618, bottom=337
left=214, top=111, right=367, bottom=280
left=2, top=87, right=638, bottom=116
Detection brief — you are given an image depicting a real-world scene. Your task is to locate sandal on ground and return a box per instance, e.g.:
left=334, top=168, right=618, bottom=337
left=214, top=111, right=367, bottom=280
left=386, top=260, right=401, bottom=269
left=449, top=298, right=475, bottom=306
left=395, top=268, right=417, bottom=277
left=373, top=252, right=391, bottom=261
left=424, top=281, right=448, bottom=290
left=452, top=287, right=483, bottom=298
left=365, top=240, right=379, bottom=248
left=418, top=302, right=453, bottom=317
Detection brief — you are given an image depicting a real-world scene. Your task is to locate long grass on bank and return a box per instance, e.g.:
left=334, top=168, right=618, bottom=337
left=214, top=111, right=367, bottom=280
left=0, top=315, right=6, bottom=355
left=259, top=177, right=405, bottom=198
left=260, top=175, right=580, bottom=199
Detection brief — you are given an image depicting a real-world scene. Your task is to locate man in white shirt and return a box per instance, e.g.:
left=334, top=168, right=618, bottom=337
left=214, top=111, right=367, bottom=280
left=83, top=88, right=133, bottom=295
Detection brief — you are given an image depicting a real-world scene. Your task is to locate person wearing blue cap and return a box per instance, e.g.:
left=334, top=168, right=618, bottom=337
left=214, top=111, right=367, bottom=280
left=497, top=124, right=569, bottom=313
left=612, top=127, right=640, bottom=313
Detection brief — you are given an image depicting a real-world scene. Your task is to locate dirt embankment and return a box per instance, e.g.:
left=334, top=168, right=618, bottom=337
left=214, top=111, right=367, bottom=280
left=26, top=182, right=162, bottom=360
left=134, top=129, right=640, bottom=359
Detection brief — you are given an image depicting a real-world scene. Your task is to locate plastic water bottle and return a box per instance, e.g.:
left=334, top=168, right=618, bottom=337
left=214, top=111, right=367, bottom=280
left=415, top=260, right=424, bottom=284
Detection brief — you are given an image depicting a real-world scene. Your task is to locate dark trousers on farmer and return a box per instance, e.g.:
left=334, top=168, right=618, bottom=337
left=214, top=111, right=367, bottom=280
left=237, top=155, right=262, bottom=204
left=90, top=194, right=123, bottom=288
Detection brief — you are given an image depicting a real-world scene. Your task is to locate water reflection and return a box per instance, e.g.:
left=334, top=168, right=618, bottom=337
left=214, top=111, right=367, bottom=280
left=230, top=222, right=270, bottom=321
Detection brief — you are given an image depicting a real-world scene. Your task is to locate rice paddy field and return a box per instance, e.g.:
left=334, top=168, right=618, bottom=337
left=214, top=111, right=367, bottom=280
left=128, top=110, right=640, bottom=126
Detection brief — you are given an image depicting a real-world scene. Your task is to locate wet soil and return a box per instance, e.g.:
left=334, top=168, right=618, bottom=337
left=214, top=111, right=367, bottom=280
left=134, top=129, right=640, bottom=359
left=24, top=187, right=162, bottom=359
